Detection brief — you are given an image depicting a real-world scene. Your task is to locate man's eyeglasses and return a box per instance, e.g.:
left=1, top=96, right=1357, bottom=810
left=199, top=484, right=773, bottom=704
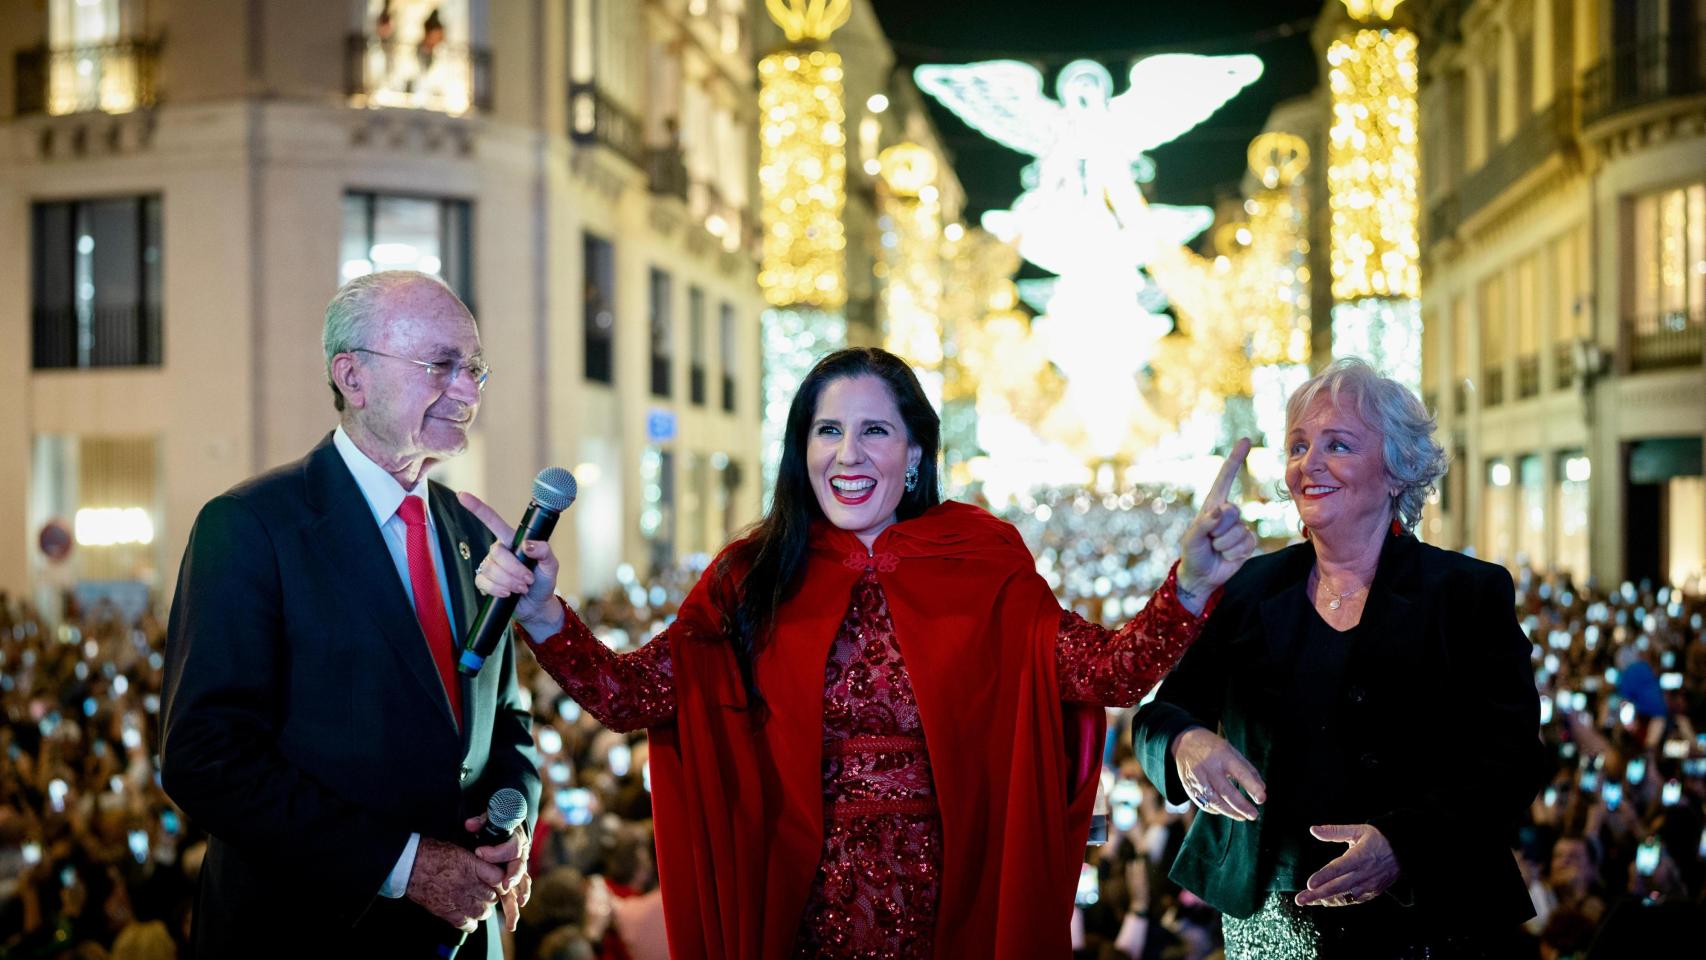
left=351, top=348, right=490, bottom=391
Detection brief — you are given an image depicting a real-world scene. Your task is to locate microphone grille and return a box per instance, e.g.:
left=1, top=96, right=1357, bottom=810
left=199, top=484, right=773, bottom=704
left=486, top=787, right=527, bottom=833
left=532, top=467, right=577, bottom=512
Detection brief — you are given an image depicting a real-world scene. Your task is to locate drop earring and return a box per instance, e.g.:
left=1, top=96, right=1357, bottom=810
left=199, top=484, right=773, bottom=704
left=904, top=465, right=919, bottom=492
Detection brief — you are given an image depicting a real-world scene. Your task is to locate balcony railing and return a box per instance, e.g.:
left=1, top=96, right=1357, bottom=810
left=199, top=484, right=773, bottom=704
left=33, top=306, right=162, bottom=369
left=1554, top=341, right=1577, bottom=390
left=570, top=83, right=645, bottom=167
left=1456, top=99, right=1573, bottom=227
left=346, top=35, right=491, bottom=115
left=1516, top=354, right=1541, bottom=398
left=1483, top=367, right=1505, bottom=407
left=646, top=146, right=690, bottom=202
left=1625, top=309, right=1705, bottom=372
left=14, top=39, right=160, bottom=116
left=1582, top=29, right=1706, bottom=127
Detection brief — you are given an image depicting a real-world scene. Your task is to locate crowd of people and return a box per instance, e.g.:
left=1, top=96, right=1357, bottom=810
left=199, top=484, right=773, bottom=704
left=4, top=516, right=1705, bottom=958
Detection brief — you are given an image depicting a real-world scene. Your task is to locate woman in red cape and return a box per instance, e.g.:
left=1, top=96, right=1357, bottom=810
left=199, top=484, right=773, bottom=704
left=466, top=348, right=1256, bottom=959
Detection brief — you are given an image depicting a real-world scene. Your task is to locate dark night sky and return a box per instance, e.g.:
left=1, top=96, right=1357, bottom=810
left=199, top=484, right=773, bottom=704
left=866, top=0, right=1328, bottom=219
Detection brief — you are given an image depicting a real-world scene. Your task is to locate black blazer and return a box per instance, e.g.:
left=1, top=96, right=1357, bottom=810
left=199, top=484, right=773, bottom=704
left=1131, top=533, right=1547, bottom=930
left=161, top=435, right=540, bottom=958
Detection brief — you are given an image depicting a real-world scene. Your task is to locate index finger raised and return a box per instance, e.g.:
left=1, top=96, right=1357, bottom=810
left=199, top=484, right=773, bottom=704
left=457, top=491, right=518, bottom=543
left=1203, top=438, right=1252, bottom=509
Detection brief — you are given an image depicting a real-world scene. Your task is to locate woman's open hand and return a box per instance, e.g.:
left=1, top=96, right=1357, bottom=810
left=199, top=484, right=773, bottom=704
left=1295, top=823, right=1400, bottom=907
left=1171, top=726, right=1267, bottom=821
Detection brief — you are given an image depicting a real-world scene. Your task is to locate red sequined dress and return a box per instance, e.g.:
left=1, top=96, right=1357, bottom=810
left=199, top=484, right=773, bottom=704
left=525, top=562, right=1205, bottom=959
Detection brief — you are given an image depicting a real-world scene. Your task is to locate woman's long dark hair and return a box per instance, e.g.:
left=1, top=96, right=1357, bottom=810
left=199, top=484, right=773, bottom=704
left=714, top=347, right=942, bottom=712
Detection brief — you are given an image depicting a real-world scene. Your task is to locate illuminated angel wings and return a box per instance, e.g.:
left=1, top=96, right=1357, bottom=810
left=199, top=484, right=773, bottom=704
left=914, top=54, right=1265, bottom=159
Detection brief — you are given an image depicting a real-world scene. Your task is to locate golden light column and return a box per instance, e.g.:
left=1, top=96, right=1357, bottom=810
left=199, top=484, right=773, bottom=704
left=758, top=0, right=853, bottom=493
left=1325, top=0, right=1422, bottom=389
left=877, top=143, right=946, bottom=403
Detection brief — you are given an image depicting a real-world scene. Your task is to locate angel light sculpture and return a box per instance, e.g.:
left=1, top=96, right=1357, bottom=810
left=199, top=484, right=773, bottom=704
left=916, top=54, right=1262, bottom=458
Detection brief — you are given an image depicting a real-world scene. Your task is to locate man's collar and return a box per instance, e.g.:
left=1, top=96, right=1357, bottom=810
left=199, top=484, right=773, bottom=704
left=332, top=424, right=429, bottom=525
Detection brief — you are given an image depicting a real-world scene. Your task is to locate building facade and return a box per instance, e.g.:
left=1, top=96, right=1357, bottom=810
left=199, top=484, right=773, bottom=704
left=1418, top=0, right=1706, bottom=588
left=0, top=0, right=770, bottom=611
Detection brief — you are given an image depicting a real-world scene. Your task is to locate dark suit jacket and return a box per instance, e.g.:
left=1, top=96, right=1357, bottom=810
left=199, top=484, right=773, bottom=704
left=1131, top=533, right=1547, bottom=930
left=161, top=435, right=540, bottom=958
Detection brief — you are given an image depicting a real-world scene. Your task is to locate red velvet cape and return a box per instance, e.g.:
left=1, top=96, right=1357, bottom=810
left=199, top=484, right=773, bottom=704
left=647, top=501, right=1104, bottom=959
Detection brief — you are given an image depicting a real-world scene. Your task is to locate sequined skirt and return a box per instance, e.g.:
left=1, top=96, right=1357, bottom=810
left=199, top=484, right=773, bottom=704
left=791, top=736, right=944, bottom=960
left=1222, top=891, right=1506, bottom=960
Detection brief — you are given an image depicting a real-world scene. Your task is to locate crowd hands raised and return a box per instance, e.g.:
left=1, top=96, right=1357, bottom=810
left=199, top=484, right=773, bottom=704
left=7, top=520, right=1706, bottom=960
left=0, top=595, right=192, bottom=960
left=1515, top=566, right=1706, bottom=959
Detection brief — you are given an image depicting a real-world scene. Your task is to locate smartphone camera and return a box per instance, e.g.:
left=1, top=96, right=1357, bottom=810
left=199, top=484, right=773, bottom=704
left=1663, top=779, right=1683, bottom=806
left=1627, top=757, right=1647, bottom=785
left=161, top=811, right=180, bottom=835
left=21, top=842, right=41, bottom=865
left=1112, top=805, right=1139, bottom=833
left=558, top=787, right=594, bottom=826
left=128, top=830, right=149, bottom=864
left=536, top=728, right=563, bottom=755
left=608, top=743, right=632, bottom=777
left=1074, top=863, right=1099, bottom=908
left=1635, top=837, right=1662, bottom=877
left=1604, top=781, right=1623, bottom=811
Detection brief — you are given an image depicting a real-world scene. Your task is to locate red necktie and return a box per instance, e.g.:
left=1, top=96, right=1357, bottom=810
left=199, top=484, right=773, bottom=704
left=397, top=496, right=461, bottom=727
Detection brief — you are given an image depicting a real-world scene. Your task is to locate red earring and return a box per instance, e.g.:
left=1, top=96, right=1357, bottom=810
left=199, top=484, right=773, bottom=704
left=1390, top=519, right=1403, bottom=536
left=1301, top=524, right=1312, bottom=540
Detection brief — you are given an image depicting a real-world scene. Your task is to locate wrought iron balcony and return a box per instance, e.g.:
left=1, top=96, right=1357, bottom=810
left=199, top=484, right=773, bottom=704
left=1582, top=29, right=1706, bottom=127
left=1455, top=99, right=1573, bottom=228
left=1625, top=309, right=1705, bottom=372
left=345, top=34, right=491, bottom=115
left=14, top=39, right=160, bottom=116
left=646, top=146, right=690, bottom=202
left=569, top=83, right=644, bottom=167
left=1482, top=367, right=1505, bottom=407
left=1516, top=354, right=1540, bottom=399
left=33, top=306, right=162, bottom=369
left=1554, top=341, right=1577, bottom=390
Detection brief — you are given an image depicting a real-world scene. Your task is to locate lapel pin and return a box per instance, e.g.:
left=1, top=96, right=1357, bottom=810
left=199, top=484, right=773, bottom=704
left=458, top=541, right=472, bottom=561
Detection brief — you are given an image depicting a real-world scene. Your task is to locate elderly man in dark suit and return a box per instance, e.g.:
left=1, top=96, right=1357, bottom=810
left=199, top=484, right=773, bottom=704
left=161, top=270, right=539, bottom=958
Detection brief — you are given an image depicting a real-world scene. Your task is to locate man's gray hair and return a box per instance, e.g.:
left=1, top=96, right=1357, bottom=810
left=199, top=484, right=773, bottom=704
left=1283, top=357, right=1449, bottom=534
left=322, top=270, right=453, bottom=411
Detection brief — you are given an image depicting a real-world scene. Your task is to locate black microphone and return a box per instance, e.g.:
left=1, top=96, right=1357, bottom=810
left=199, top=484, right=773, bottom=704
left=457, top=467, right=576, bottom=677
left=434, top=788, right=529, bottom=959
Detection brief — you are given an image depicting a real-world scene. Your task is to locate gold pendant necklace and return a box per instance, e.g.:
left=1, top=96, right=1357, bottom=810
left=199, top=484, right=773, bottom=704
left=1315, top=569, right=1367, bottom=611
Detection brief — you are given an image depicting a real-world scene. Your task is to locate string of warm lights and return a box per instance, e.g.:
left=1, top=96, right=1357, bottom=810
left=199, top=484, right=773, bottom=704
left=757, top=49, right=848, bottom=308
left=1243, top=132, right=1313, bottom=368
left=1327, top=0, right=1422, bottom=391
left=878, top=142, right=947, bottom=405
left=1326, top=27, right=1420, bottom=301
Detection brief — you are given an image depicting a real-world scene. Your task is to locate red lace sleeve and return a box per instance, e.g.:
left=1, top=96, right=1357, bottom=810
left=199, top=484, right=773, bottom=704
left=1054, top=563, right=1218, bottom=706
left=515, top=597, right=677, bottom=732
